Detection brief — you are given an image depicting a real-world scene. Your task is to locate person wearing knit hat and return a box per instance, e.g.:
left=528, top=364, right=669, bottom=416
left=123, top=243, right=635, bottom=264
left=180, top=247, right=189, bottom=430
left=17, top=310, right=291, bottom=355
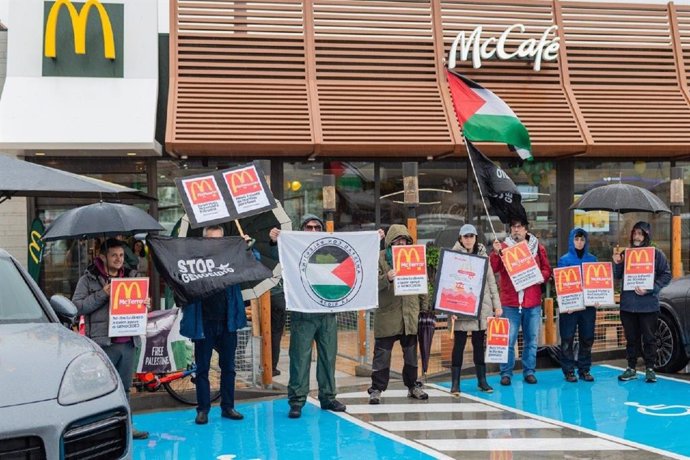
left=270, top=214, right=346, bottom=419
left=613, top=221, right=671, bottom=383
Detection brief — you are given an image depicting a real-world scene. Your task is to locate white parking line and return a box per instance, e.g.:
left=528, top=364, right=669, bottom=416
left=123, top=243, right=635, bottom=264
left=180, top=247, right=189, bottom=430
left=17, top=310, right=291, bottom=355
left=345, top=403, right=500, bottom=414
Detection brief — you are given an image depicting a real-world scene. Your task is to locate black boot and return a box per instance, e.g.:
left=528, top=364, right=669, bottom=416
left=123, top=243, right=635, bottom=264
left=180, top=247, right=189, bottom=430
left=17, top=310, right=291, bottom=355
left=450, top=367, right=461, bottom=396
left=476, top=364, right=493, bottom=393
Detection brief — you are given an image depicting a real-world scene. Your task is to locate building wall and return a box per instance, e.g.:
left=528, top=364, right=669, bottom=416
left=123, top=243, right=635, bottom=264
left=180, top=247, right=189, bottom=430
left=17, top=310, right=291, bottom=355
left=0, top=28, right=27, bottom=266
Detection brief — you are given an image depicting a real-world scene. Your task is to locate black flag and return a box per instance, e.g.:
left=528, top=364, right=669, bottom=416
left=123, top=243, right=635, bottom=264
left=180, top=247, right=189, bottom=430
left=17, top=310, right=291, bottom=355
left=467, top=140, right=528, bottom=225
left=148, top=235, right=273, bottom=306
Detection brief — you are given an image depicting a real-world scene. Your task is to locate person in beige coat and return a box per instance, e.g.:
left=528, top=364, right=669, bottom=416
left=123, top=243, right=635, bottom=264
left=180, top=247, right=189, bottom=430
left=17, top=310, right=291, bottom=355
left=368, top=224, right=430, bottom=404
left=449, top=224, right=502, bottom=395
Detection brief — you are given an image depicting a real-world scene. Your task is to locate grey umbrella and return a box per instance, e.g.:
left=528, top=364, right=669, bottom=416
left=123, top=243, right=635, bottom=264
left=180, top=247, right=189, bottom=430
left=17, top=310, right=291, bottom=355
left=42, top=202, right=164, bottom=241
left=570, top=183, right=671, bottom=214
left=0, top=155, right=145, bottom=203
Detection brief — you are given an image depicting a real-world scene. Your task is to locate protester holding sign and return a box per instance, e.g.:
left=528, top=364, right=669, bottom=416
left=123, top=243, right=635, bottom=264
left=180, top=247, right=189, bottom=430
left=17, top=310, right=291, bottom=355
left=613, top=221, right=671, bottom=383
left=490, top=217, right=551, bottom=386
left=368, top=224, right=429, bottom=405
left=557, top=228, right=597, bottom=383
left=448, top=224, right=502, bottom=396
left=180, top=225, right=252, bottom=425
left=72, top=238, right=149, bottom=440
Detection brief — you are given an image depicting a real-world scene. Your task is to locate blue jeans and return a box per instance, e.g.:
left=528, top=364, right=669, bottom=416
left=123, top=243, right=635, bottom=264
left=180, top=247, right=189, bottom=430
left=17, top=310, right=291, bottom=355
left=193, top=320, right=237, bottom=413
left=500, top=306, right=541, bottom=378
left=559, top=307, right=596, bottom=374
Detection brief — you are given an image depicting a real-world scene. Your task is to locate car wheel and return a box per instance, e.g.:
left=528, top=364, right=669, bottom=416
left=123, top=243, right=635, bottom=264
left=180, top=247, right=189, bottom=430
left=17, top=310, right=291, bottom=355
left=654, top=312, right=688, bottom=373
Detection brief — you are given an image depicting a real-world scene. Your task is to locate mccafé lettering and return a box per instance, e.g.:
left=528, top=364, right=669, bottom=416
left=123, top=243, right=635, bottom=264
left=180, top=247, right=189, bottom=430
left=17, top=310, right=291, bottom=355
left=448, top=24, right=560, bottom=72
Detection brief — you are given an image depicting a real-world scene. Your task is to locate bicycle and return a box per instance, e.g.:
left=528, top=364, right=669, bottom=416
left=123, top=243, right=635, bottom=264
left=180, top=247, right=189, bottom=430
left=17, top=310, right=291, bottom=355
left=133, top=347, right=222, bottom=405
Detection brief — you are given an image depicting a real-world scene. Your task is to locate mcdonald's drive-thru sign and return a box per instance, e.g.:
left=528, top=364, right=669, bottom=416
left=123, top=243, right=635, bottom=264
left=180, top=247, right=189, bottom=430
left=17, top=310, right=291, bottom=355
left=108, top=277, right=149, bottom=337
left=501, top=240, right=544, bottom=292
left=582, top=262, right=615, bottom=306
left=623, top=247, right=656, bottom=291
left=42, top=0, right=124, bottom=77
left=553, top=266, right=585, bottom=313
left=392, top=244, right=428, bottom=296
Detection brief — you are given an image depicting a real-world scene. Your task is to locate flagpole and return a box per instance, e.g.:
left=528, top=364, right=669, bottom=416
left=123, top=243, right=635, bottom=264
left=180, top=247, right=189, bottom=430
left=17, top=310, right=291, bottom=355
left=464, top=136, right=498, bottom=241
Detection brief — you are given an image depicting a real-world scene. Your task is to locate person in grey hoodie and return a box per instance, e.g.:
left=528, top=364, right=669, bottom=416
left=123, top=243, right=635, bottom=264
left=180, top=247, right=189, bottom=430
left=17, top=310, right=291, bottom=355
left=613, top=221, right=671, bottom=383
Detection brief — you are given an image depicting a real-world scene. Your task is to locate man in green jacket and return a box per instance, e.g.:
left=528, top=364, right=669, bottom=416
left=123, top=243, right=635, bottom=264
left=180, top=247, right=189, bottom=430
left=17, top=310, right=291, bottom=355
left=271, top=214, right=346, bottom=419
left=368, top=224, right=429, bottom=404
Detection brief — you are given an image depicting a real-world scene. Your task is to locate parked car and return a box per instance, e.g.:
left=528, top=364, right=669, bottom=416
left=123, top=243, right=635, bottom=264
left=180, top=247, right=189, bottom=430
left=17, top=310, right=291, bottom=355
left=656, top=277, right=690, bottom=372
left=0, top=249, right=131, bottom=459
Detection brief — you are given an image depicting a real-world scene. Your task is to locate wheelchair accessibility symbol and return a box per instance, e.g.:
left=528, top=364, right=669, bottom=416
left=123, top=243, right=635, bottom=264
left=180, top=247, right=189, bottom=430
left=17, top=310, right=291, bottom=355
left=625, top=402, right=690, bottom=417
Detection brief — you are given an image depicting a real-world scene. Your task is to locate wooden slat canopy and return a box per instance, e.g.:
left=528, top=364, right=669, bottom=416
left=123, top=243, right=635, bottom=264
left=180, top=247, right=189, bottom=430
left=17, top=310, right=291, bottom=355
left=166, top=0, right=690, bottom=158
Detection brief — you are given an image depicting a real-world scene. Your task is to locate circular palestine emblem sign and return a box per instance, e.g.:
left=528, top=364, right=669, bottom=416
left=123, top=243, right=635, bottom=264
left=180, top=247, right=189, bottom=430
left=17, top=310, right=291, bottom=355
left=299, top=237, right=364, bottom=308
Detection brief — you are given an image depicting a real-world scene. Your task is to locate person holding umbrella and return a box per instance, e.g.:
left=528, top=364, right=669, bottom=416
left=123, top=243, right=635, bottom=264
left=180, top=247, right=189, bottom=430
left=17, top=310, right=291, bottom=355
left=449, top=224, right=502, bottom=395
left=271, top=214, right=347, bottom=419
left=72, top=238, right=149, bottom=440
left=558, top=228, right=598, bottom=383
left=613, top=221, right=671, bottom=383
left=367, top=224, right=429, bottom=405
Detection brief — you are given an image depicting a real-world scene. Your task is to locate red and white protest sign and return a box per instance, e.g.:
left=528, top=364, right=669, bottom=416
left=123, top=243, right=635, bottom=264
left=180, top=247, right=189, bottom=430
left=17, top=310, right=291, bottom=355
left=501, top=240, right=544, bottom=292
left=222, top=165, right=271, bottom=215
left=582, top=262, right=614, bottom=306
left=392, top=245, right=428, bottom=296
left=623, top=247, right=655, bottom=291
left=553, top=266, right=585, bottom=313
left=181, top=175, right=230, bottom=224
left=109, top=278, right=149, bottom=337
left=485, top=317, right=510, bottom=363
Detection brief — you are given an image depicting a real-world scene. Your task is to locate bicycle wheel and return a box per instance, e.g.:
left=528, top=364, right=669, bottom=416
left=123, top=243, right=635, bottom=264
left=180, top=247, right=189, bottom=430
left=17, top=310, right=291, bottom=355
left=163, top=348, right=222, bottom=405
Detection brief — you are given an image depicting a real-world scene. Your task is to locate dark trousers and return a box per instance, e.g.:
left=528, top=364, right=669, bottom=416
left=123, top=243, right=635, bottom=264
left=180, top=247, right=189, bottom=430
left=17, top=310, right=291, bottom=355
left=559, top=307, right=596, bottom=374
left=270, top=293, right=286, bottom=371
left=370, top=334, right=418, bottom=391
left=620, top=310, right=658, bottom=369
left=102, top=341, right=136, bottom=396
left=193, top=320, right=237, bottom=413
left=451, top=330, right=485, bottom=368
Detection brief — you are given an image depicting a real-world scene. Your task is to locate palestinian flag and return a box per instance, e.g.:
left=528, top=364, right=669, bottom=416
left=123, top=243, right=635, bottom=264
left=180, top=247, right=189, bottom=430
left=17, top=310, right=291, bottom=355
left=305, top=247, right=356, bottom=301
left=446, top=69, right=532, bottom=161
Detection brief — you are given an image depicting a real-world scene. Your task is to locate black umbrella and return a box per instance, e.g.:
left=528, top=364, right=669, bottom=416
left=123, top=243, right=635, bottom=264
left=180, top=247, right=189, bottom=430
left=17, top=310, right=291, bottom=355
left=418, top=310, right=436, bottom=380
left=570, top=183, right=671, bottom=214
left=180, top=201, right=293, bottom=300
left=42, top=202, right=165, bottom=241
left=0, top=155, right=146, bottom=203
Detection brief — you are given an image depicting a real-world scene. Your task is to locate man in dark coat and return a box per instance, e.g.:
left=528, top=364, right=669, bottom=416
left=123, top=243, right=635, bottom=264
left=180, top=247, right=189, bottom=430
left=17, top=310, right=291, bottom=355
left=613, top=221, right=671, bottom=383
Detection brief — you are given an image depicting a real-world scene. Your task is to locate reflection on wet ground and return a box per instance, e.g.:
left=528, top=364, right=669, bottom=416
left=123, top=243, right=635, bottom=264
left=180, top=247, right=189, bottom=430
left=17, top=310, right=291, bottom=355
left=134, top=364, right=689, bottom=459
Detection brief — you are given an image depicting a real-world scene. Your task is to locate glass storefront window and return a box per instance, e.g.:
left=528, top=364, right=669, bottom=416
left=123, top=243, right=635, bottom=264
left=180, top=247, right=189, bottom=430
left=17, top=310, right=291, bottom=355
left=574, top=161, right=671, bottom=262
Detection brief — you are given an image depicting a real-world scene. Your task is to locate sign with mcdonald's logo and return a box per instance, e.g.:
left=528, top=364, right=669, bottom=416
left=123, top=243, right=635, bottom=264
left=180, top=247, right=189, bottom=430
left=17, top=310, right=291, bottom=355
left=623, top=247, right=655, bottom=291
left=500, top=240, right=544, bottom=292
left=582, top=262, right=614, bottom=306
left=553, top=266, right=585, bottom=313
left=27, top=218, right=45, bottom=282
left=178, top=175, right=231, bottom=227
left=175, top=162, right=276, bottom=229
left=391, top=244, right=428, bottom=296
left=485, top=317, right=509, bottom=363
left=222, top=164, right=274, bottom=216
left=42, top=0, right=124, bottom=78
left=432, top=248, right=488, bottom=318
left=108, top=277, right=149, bottom=337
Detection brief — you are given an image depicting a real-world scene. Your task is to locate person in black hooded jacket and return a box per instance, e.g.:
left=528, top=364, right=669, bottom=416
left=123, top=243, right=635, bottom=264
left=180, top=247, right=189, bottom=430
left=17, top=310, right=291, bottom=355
left=612, top=221, right=671, bottom=383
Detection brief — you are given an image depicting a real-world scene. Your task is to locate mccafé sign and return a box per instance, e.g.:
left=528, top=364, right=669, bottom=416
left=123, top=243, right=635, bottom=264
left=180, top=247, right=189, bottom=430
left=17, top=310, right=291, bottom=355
left=448, top=24, right=560, bottom=72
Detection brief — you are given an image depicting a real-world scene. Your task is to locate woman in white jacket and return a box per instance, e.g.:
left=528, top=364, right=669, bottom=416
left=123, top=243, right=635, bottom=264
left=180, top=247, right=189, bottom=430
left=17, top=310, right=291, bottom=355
left=449, top=224, right=502, bottom=395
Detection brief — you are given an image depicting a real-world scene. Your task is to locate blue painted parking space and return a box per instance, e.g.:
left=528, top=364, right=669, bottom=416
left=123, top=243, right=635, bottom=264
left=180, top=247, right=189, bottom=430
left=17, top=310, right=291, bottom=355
left=133, top=398, right=436, bottom=460
left=438, top=364, right=690, bottom=458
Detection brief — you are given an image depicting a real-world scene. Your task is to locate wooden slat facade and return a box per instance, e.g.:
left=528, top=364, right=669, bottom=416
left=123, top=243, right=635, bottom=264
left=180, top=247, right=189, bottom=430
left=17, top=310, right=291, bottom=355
left=166, top=0, right=690, bottom=158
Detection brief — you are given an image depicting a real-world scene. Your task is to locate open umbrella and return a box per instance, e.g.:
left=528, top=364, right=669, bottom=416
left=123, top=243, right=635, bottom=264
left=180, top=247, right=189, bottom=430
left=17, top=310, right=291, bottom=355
left=0, top=155, right=146, bottom=203
left=179, top=201, right=293, bottom=300
left=418, top=310, right=436, bottom=380
left=570, top=183, right=671, bottom=214
left=42, top=202, right=165, bottom=241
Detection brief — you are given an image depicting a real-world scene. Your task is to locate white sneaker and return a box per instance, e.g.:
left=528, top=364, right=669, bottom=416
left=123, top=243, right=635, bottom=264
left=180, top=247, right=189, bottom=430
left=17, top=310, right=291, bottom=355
left=408, top=386, right=429, bottom=400
left=369, top=389, right=381, bottom=405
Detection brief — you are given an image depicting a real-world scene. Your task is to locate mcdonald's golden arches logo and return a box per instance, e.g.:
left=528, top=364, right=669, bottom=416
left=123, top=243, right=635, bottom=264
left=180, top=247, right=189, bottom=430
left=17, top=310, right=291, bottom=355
left=487, top=317, right=509, bottom=346
left=44, top=0, right=115, bottom=59
left=226, top=168, right=261, bottom=196
left=393, top=246, right=426, bottom=276
left=583, top=262, right=612, bottom=288
left=111, top=279, right=147, bottom=314
left=625, top=247, right=654, bottom=274
left=185, top=178, right=220, bottom=204
left=28, top=230, right=44, bottom=265
left=555, top=266, right=581, bottom=295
